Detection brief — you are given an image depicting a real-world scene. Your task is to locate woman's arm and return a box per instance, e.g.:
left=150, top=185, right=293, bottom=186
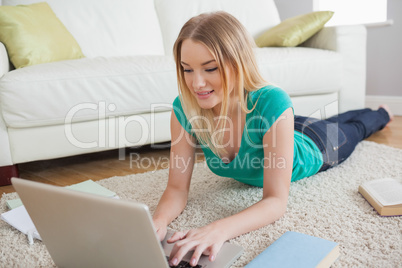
left=167, top=108, right=294, bottom=267
left=152, top=110, right=197, bottom=241
left=209, top=107, right=294, bottom=235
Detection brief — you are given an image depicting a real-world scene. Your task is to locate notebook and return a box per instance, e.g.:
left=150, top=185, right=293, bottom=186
left=245, top=231, right=339, bottom=268
left=11, top=178, right=243, bottom=268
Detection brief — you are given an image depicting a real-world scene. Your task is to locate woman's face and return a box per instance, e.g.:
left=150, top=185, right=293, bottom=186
left=180, top=39, right=235, bottom=114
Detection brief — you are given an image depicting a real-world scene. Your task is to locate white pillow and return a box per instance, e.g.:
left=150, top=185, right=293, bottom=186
left=3, top=0, right=165, bottom=58
left=154, top=0, right=281, bottom=55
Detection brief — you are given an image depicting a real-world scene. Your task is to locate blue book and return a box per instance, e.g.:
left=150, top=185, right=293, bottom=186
left=245, top=231, right=340, bottom=268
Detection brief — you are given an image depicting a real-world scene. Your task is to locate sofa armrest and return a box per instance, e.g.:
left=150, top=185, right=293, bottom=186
left=0, top=42, right=14, bottom=166
left=0, top=42, right=11, bottom=77
left=300, top=25, right=367, bottom=113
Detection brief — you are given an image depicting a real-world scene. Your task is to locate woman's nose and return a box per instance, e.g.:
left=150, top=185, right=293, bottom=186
left=192, top=72, right=206, bottom=89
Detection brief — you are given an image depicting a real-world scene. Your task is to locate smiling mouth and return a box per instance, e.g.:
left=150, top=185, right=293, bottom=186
left=197, top=90, right=214, bottom=95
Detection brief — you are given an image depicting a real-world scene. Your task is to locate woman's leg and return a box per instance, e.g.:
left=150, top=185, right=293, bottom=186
left=319, top=106, right=391, bottom=171
left=337, top=107, right=390, bottom=140
left=325, top=108, right=372, bottom=124
left=379, top=104, right=394, bottom=126
left=296, top=107, right=392, bottom=172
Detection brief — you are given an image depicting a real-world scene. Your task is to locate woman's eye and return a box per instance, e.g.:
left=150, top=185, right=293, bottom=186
left=206, top=67, right=218, bottom=72
left=183, top=69, right=193, bottom=73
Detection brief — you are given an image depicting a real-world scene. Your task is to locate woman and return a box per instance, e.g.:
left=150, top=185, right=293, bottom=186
left=152, top=11, right=392, bottom=267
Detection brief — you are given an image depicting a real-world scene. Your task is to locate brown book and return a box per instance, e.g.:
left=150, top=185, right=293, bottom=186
left=358, top=178, right=402, bottom=216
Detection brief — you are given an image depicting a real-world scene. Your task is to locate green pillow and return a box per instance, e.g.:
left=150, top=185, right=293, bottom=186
left=255, top=11, right=334, bottom=47
left=0, top=2, right=84, bottom=68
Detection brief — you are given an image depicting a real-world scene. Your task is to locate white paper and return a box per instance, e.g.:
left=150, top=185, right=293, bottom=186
left=0, top=205, right=42, bottom=240
left=363, top=178, right=402, bottom=206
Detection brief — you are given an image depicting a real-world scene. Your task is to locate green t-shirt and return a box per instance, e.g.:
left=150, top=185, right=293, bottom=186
left=173, top=85, right=323, bottom=187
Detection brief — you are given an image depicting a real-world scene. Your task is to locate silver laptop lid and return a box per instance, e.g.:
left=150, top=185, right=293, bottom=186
left=12, top=177, right=169, bottom=268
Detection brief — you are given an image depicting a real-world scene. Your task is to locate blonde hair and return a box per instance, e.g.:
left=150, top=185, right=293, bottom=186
left=173, top=11, right=267, bottom=157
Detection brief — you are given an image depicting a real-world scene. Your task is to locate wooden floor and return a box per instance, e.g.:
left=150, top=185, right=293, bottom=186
left=1, top=117, right=401, bottom=195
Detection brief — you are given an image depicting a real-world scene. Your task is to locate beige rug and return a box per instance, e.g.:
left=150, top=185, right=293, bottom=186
left=1, top=141, right=402, bottom=267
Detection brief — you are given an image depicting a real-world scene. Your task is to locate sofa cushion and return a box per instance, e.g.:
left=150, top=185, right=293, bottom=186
left=0, top=2, right=84, bottom=68
left=255, top=47, right=342, bottom=96
left=255, top=11, right=334, bottom=47
left=154, top=0, right=281, bottom=55
left=0, top=56, right=178, bottom=128
left=3, top=0, right=164, bottom=58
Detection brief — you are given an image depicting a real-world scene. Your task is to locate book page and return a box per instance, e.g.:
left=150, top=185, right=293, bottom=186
left=65, top=180, right=116, bottom=197
left=363, top=178, right=402, bottom=206
left=6, top=180, right=117, bottom=210
left=0, top=205, right=42, bottom=240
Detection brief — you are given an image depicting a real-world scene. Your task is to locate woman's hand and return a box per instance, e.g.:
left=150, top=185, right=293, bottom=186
left=153, top=219, right=168, bottom=241
left=167, top=224, right=226, bottom=267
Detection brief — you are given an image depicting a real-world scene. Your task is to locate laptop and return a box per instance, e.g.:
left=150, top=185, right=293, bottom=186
left=11, top=178, right=243, bottom=268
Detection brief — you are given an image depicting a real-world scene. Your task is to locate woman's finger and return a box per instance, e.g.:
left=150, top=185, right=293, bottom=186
left=190, top=243, right=208, bottom=266
left=167, top=230, right=188, bottom=243
left=169, top=239, right=198, bottom=266
left=208, top=243, right=224, bottom=262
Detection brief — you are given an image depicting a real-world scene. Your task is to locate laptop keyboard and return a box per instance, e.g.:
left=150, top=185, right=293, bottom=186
left=166, top=257, right=203, bottom=268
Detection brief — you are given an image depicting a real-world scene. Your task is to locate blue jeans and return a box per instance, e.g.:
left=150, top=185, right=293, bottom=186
left=294, top=108, right=390, bottom=172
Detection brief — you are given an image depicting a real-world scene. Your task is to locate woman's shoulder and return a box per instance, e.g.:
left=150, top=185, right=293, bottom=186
left=246, top=85, right=293, bottom=137
left=173, top=95, right=181, bottom=107
left=173, top=95, right=187, bottom=116
left=248, top=85, right=291, bottom=106
left=172, top=95, right=189, bottom=120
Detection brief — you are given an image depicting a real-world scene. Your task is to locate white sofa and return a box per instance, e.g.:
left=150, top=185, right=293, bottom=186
left=0, top=0, right=367, bottom=185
